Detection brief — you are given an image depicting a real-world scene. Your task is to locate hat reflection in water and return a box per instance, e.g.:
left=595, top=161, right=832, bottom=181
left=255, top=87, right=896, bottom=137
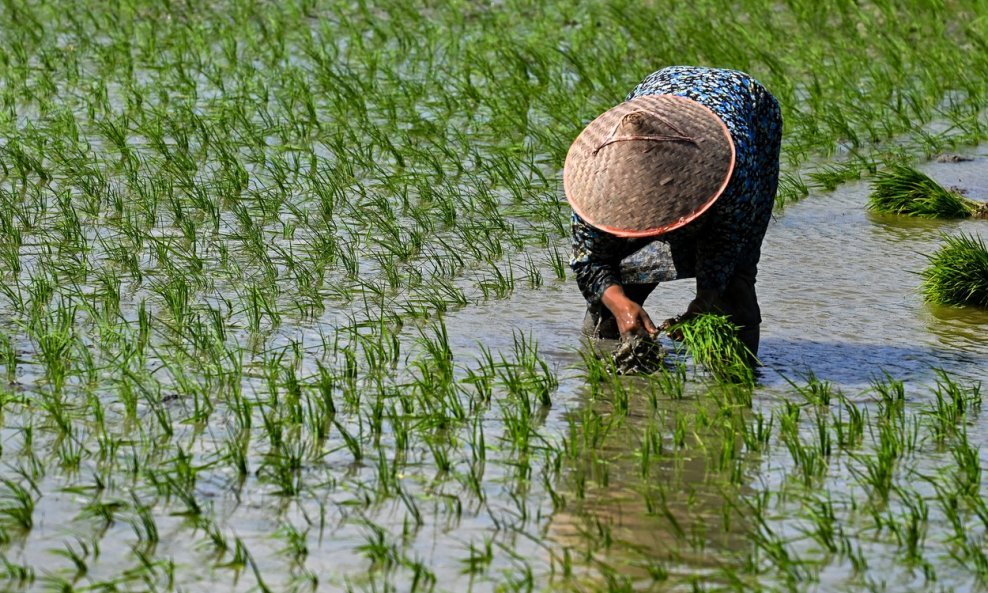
left=567, top=66, right=782, bottom=362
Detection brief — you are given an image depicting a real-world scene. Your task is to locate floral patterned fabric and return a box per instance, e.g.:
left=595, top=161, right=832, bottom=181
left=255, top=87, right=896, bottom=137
left=569, top=66, right=783, bottom=307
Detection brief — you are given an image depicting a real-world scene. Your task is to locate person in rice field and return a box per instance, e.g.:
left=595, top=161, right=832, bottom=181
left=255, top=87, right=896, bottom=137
left=565, top=66, right=782, bottom=364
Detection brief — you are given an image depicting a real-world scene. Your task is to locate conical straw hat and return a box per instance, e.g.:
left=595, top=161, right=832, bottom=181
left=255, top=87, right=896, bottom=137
left=563, top=95, right=735, bottom=238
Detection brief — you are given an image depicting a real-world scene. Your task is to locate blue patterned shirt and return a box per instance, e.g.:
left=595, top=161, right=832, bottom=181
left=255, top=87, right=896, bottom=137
left=569, top=66, right=782, bottom=306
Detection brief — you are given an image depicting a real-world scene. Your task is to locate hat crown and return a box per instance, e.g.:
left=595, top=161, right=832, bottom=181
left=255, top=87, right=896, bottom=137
left=622, top=111, right=659, bottom=135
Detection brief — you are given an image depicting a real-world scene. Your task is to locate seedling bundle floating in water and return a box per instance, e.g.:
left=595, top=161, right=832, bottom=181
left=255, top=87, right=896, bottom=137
left=868, top=164, right=988, bottom=219
left=921, top=233, right=988, bottom=308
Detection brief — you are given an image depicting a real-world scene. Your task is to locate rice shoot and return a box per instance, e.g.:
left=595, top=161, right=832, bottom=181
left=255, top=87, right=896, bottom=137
left=921, top=233, right=988, bottom=308
left=671, top=314, right=756, bottom=385
left=868, top=164, right=988, bottom=219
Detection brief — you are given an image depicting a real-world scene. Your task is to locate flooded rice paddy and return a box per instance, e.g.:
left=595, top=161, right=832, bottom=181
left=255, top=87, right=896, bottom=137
left=2, top=145, right=986, bottom=593
left=2, top=1, right=988, bottom=592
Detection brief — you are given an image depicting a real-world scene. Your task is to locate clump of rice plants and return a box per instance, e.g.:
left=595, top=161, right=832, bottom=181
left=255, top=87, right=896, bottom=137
left=670, top=314, right=755, bottom=385
left=868, top=164, right=988, bottom=219
left=920, top=233, right=988, bottom=308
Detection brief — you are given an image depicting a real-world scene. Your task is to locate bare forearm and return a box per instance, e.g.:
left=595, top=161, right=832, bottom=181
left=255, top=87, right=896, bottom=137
left=601, top=284, right=629, bottom=314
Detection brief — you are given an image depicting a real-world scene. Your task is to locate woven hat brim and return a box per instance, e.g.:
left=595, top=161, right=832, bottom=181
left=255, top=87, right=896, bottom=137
left=563, top=95, right=735, bottom=238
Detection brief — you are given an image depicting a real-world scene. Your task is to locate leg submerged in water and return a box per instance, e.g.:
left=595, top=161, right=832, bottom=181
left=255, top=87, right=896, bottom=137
left=711, top=264, right=761, bottom=365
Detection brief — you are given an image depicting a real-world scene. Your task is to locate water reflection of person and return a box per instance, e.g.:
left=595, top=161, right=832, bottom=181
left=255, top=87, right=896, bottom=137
left=548, top=385, right=754, bottom=586
left=565, top=66, right=782, bottom=361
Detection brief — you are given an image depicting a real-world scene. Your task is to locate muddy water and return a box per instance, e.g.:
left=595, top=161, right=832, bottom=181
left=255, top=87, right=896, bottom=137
left=757, top=158, right=988, bottom=389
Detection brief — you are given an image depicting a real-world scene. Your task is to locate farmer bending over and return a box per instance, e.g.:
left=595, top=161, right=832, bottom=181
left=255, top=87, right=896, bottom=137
left=565, top=66, right=782, bottom=361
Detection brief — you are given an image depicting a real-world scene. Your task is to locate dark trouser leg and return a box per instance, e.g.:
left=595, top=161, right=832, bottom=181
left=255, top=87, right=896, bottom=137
left=710, top=264, right=761, bottom=363
left=582, top=283, right=658, bottom=340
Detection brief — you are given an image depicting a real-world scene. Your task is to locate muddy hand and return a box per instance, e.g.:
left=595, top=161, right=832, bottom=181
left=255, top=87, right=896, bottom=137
left=663, top=290, right=718, bottom=340
left=661, top=311, right=698, bottom=341
left=614, top=301, right=658, bottom=337
left=602, top=285, right=658, bottom=338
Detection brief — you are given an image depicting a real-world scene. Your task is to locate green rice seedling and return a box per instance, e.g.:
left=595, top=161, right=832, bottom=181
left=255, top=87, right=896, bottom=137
left=546, top=246, right=567, bottom=280
left=775, top=171, right=809, bottom=209
left=51, top=537, right=93, bottom=581
left=868, top=164, right=988, bottom=218
left=129, top=494, right=159, bottom=553
left=955, top=534, right=988, bottom=581
left=522, top=253, right=543, bottom=289
left=0, top=557, right=34, bottom=589
left=922, top=369, right=982, bottom=443
left=670, top=314, right=755, bottom=385
left=949, top=430, right=981, bottom=499
left=778, top=402, right=828, bottom=487
left=496, top=332, right=557, bottom=409
left=889, top=486, right=930, bottom=568
left=870, top=371, right=906, bottom=420
left=783, top=371, right=836, bottom=407
left=849, top=437, right=898, bottom=506
left=799, top=493, right=842, bottom=555
left=332, top=418, right=364, bottom=464
left=637, top=421, right=663, bottom=480
left=0, top=476, right=36, bottom=533
left=833, top=393, right=866, bottom=450
left=478, top=261, right=515, bottom=300
left=807, top=161, right=864, bottom=192
left=0, top=332, right=16, bottom=384
left=28, top=304, right=78, bottom=392
left=812, top=407, right=833, bottom=460
left=235, top=537, right=274, bottom=593
left=646, top=357, right=687, bottom=400
left=739, top=409, right=773, bottom=454
left=920, top=232, right=988, bottom=307
left=672, top=414, right=689, bottom=450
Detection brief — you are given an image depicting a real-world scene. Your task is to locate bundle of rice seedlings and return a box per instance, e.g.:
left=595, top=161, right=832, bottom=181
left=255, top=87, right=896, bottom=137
left=920, top=233, right=988, bottom=308
left=671, top=314, right=755, bottom=385
left=868, top=164, right=988, bottom=219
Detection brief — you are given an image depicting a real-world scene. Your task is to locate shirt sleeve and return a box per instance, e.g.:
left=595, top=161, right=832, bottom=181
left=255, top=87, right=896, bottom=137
left=569, top=213, right=625, bottom=305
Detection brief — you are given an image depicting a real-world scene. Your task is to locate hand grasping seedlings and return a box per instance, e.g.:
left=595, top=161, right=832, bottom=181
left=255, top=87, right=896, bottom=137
left=868, top=164, right=988, bottom=219
left=610, top=334, right=665, bottom=375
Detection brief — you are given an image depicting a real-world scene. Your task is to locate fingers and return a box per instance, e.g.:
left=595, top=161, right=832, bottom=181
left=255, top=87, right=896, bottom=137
left=617, top=307, right=657, bottom=338
left=613, top=303, right=650, bottom=338
left=661, top=314, right=686, bottom=341
left=639, top=309, right=657, bottom=336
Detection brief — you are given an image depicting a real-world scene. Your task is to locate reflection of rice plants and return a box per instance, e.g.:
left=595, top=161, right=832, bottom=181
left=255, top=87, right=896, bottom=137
left=671, top=314, right=755, bottom=385
left=868, top=164, right=987, bottom=218
left=921, top=233, right=988, bottom=307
